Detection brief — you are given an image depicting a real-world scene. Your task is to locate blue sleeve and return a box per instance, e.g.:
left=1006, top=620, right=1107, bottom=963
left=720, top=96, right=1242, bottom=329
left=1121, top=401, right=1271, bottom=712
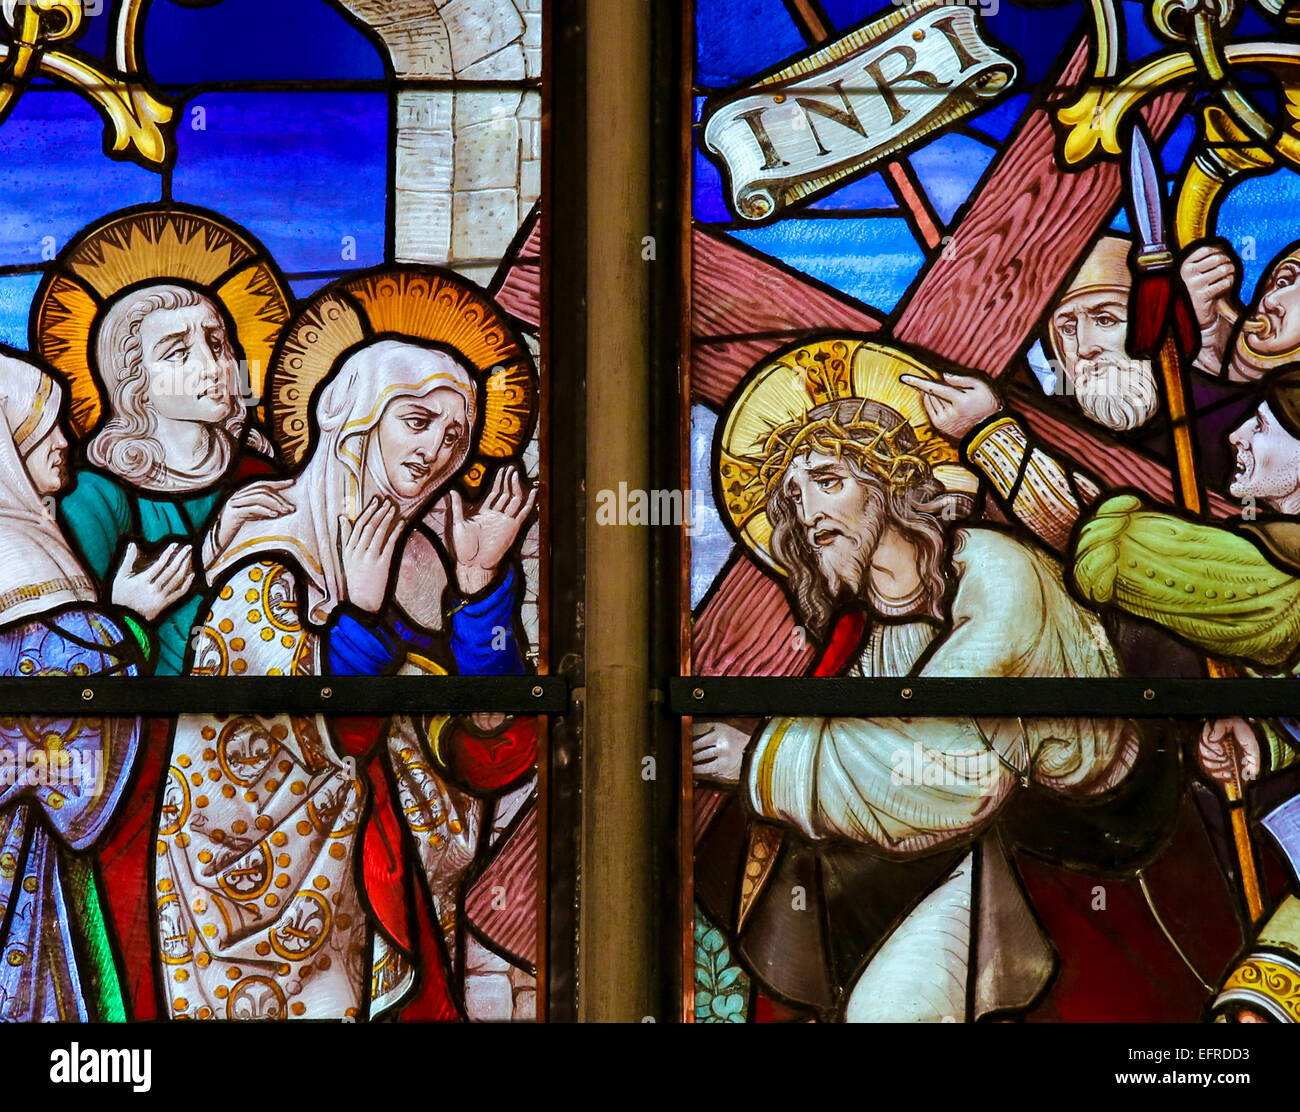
left=448, top=566, right=525, bottom=676
left=325, top=609, right=401, bottom=677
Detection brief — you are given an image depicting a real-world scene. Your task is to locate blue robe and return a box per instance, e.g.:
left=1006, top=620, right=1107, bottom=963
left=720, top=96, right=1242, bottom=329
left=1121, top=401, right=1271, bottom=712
left=0, top=609, right=143, bottom=1022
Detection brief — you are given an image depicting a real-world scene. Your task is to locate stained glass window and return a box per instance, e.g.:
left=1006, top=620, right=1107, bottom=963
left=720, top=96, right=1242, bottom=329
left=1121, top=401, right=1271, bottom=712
left=0, top=0, right=552, bottom=1025
left=681, top=0, right=1300, bottom=1025
left=10, top=0, right=1300, bottom=1054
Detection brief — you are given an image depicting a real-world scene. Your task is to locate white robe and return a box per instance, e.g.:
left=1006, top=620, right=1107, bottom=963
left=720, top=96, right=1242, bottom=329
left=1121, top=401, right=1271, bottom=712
left=154, top=559, right=480, bottom=1021
left=744, top=528, right=1139, bottom=1021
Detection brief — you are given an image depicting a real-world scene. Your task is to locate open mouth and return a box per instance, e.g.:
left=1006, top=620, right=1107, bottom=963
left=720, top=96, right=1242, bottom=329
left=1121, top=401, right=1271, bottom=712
left=812, top=527, right=842, bottom=547
left=1234, top=453, right=1251, bottom=480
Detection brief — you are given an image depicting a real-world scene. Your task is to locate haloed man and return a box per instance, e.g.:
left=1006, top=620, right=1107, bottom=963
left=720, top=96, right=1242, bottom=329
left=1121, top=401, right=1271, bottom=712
left=693, top=393, right=1139, bottom=1022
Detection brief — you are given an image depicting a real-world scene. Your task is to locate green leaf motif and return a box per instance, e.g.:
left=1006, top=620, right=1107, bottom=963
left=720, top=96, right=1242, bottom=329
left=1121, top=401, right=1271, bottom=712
left=693, top=906, right=750, bottom=1024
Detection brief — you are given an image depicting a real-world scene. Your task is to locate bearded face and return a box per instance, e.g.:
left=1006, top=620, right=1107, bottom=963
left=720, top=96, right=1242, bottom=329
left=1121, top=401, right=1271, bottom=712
left=779, top=451, right=885, bottom=597
left=763, top=400, right=961, bottom=639
left=1050, top=290, right=1159, bottom=432
left=1242, top=259, right=1300, bottom=358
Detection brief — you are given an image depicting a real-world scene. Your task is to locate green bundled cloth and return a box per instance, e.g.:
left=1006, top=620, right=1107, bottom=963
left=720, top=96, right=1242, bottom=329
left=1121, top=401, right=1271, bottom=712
left=1070, top=494, right=1300, bottom=669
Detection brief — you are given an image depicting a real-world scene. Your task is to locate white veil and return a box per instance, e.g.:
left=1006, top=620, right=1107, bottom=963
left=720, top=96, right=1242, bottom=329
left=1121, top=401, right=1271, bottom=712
left=0, top=352, right=96, bottom=626
left=210, top=340, right=477, bottom=624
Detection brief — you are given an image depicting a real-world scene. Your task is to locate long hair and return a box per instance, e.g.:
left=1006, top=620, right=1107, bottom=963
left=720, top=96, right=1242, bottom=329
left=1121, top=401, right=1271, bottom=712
left=766, top=399, right=970, bottom=640
left=86, top=285, right=269, bottom=483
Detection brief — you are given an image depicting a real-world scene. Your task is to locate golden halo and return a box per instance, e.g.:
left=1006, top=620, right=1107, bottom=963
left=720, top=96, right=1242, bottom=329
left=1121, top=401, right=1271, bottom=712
left=717, top=337, right=978, bottom=573
left=267, top=266, right=537, bottom=490
left=32, top=205, right=292, bottom=436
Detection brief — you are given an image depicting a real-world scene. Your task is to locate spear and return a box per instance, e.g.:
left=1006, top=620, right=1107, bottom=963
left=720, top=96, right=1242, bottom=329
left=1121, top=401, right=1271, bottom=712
left=1126, top=119, right=1265, bottom=923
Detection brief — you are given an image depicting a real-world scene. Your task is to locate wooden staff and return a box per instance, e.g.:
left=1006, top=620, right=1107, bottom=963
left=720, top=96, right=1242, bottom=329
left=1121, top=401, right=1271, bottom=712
left=1131, top=121, right=1265, bottom=923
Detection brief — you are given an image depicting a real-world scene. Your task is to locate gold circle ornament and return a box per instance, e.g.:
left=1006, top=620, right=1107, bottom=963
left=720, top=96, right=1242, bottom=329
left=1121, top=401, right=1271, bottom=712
left=716, top=336, right=977, bottom=573
left=266, top=265, right=537, bottom=488
left=32, top=204, right=293, bottom=436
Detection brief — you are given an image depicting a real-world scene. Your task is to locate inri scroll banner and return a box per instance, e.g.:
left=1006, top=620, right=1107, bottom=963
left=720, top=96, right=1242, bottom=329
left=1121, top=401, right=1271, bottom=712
left=702, top=0, right=1017, bottom=221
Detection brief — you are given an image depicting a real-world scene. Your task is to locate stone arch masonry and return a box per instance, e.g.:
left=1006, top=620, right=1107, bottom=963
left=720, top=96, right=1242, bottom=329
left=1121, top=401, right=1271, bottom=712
left=339, top=0, right=543, bottom=288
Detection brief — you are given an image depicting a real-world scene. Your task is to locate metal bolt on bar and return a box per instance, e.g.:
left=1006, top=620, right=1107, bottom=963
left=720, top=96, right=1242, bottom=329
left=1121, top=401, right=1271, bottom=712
left=0, top=676, right=570, bottom=716
left=668, top=677, right=1300, bottom=719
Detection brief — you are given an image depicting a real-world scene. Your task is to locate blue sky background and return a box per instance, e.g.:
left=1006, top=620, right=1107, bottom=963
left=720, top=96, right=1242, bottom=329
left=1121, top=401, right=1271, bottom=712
left=694, top=0, right=1291, bottom=314
left=1, top=0, right=388, bottom=345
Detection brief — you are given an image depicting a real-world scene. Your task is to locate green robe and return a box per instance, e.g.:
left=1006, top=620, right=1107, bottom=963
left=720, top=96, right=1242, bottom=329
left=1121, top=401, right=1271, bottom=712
left=1072, top=494, right=1300, bottom=1017
left=1070, top=493, right=1300, bottom=772
left=58, top=469, right=224, bottom=676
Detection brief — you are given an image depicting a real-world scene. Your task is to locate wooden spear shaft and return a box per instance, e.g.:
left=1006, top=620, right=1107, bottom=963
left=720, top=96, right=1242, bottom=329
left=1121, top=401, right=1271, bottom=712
left=1157, top=333, right=1266, bottom=923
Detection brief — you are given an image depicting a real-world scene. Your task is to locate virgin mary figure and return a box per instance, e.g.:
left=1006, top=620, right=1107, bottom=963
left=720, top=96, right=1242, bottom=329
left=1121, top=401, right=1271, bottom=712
left=0, top=351, right=147, bottom=1022
left=154, top=330, right=537, bottom=1021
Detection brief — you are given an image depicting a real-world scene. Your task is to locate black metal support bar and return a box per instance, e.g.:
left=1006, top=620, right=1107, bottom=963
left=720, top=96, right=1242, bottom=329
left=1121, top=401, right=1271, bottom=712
left=669, top=677, right=1300, bottom=718
left=0, top=676, right=569, bottom=716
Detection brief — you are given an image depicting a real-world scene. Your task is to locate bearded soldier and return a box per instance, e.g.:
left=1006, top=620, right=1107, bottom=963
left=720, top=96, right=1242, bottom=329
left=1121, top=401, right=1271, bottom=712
left=1043, top=235, right=1163, bottom=432
left=693, top=339, right=1141, bottom=1022
left=903, top=235, right=1255, bottom=557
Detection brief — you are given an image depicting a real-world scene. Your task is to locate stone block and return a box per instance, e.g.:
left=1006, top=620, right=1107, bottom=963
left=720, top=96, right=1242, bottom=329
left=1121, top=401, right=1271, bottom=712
left=466, top=936, right=513, bottom=974
left=397, top=129, right=454, bottom=193
left=452, top=188, right=519, bottom=262
left=441, top=0, right=525, bottom=73
left=454, top=89, right=524, bottom=130
left=456, top=119, right=520, bottom=191
left=396, top=90, right=454, bottom=132
left=395, top=188, right=452, bottom=263
left=464, top=972, right=515, bottom=1021
left=512, top=988, right=537, bottom=1021
left=457, top=44, right=527, bottom=81
left=520, top=158, right=541, bottom=210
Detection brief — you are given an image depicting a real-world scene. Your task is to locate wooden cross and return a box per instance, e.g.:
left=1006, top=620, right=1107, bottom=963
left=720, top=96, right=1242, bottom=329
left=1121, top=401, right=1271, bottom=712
left=690, top=31, right=1192, bottom=678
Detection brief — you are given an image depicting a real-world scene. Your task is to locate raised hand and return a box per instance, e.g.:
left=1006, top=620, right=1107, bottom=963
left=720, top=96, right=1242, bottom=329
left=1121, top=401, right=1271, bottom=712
left=900, top=371, right=1002, bottom=441
left=110, top=541, right=196, bottom=621
left=340, top=496, right=402, bottom=613
left=210, top=481, right=295, bottom=557
left=449, top=466, right=537, bottom=595
left=1199, top=717, right=1261, bottom=786
left=1180, top=243, right=1238, bottom=329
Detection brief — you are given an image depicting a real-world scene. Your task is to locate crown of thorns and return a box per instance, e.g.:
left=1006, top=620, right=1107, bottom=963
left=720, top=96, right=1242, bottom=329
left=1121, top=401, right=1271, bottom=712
left=758, top=401, right=937, bottom=497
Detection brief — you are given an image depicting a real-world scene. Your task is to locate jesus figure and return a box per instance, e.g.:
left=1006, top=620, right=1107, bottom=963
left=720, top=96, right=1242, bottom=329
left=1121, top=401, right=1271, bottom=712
left=695, top=375, right=1140, bottom=1022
